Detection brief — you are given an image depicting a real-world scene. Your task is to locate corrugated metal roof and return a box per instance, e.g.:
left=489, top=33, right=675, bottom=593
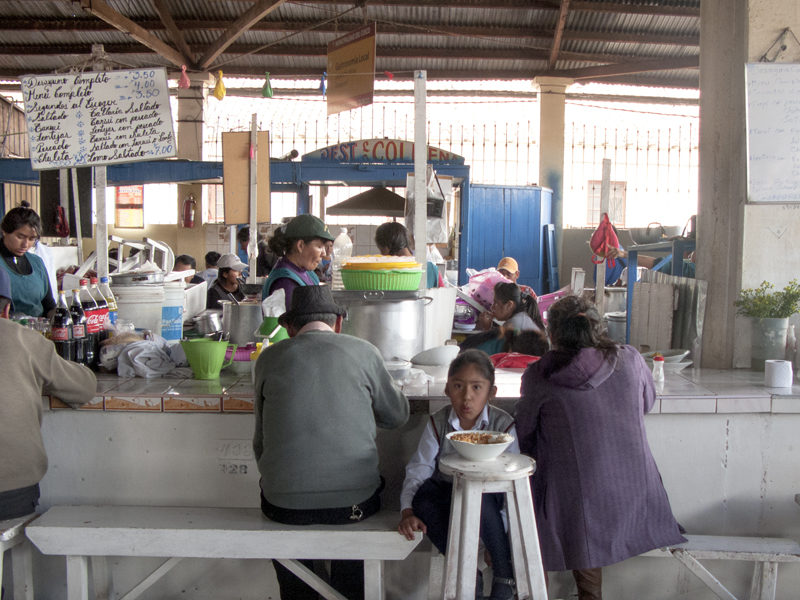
left=0, top=0, right=701, bottom=88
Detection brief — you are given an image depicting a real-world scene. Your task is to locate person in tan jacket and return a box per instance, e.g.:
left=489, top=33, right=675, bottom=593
left=0, top=268, right=96, bottom=520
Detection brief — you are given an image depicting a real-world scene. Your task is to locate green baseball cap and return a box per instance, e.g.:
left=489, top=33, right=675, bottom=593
left=284, top=214, right=335, bottom=242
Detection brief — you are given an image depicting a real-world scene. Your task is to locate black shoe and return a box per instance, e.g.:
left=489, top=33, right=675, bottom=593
left=489, top=576, right=515, bottom=600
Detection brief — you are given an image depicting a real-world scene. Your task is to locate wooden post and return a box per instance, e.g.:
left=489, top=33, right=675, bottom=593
left=92, top=44, right=108, bottom=279
left=247, top=114, right=258, bottom=283
left=595, top=158, right=611, bottom=319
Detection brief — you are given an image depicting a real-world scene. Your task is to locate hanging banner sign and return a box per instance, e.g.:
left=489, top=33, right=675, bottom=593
left=20, top=68, right=176, bottom=170
left=302, top=139, right=466, bottom=164
left=326, top=23, right=376, bottom=116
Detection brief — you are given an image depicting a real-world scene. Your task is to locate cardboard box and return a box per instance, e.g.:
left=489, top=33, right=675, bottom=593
left=222, top=131, right=271, bottom=225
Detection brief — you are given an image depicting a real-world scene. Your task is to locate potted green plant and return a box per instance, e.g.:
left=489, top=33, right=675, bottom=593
left=735, top=280, right=800, bottom=371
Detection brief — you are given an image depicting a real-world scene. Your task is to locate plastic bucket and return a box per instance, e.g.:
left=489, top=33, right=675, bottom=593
left=258, top=316, right=289, bottom=344
left=181, top=339, right=237, bottom=379
left=161, top=282, right=186, bottom=345
left=111, top=284, right=164, bottom=335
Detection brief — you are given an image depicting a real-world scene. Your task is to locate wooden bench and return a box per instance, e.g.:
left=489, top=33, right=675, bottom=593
left=642, top=534, right=800, bottom=600
left=0, top=514, right=37, bottom=600
left=25, top=505, right=421, bottom=600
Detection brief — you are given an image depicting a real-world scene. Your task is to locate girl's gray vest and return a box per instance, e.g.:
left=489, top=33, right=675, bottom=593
left=429, top=405, right=514, bottom=484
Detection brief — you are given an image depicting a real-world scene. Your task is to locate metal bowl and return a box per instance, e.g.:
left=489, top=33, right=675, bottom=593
left=109, top=271, right=165, bottom=285
left=195, top=312, right=222, bottom=334
left=239, top=282, right=263, bottom=296
left=629, top=223, right=683, bottom=245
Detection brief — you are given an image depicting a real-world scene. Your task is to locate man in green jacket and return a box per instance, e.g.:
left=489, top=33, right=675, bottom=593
left=253, top=285, right=409, bottom=600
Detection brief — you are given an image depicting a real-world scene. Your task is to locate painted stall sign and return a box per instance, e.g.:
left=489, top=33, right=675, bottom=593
left=326, top=23, right=376, bottom=116
left=20, top=68, right=176, bottom=170
left=302, top=139, right=465, bottom=164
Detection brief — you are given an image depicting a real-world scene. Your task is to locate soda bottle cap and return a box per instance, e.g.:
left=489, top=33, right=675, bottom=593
left=90, top=277, right=98, bottom=283
left=100, top=277, right=109, bottom=283
left=72, top=289, right=79, bottom=293
left=80, top=279, right=89, bottom=285
left=653, top=356, right=665, bottom=362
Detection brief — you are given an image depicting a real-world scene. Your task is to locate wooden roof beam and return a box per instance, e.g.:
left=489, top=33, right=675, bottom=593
left=549, top=0, right=570, bottom=69
left=197, top=0, right=288, bottom=70
left=550, top=54, right=699, bottom=79
left=151, top=0, right=194, bottom=62
left=78, top=0, right=189, bottom=67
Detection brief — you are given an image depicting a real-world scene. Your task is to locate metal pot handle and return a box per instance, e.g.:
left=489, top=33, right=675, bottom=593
left=360, top=291, right=385, bottom=301
left=645, top=222, right=665, bottom=236
left=423, top=296, right=434, bottom=306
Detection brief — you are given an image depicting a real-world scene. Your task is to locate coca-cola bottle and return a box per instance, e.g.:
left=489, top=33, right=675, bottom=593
left=51, top=291, right=75, bottom=362
left=79, top=279, right=100, bottom=370
left=89, top=277, right=109, bottom=340
left=70, top=289, right=89, bottom=366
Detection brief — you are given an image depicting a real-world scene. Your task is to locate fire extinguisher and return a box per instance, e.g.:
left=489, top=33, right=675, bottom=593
left=182, top=195, right=196, bottom=228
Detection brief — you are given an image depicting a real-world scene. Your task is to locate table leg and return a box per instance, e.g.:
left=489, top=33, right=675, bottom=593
left=364, top=559, right=385, bottom=600
left=444, top=477, right=465, bottom=597
left=66, top=555, right=89, bottom=600
left=454, top=480, right=483, bottom=600
left=505, top=490, right=530, bottom=600
left=512, top=478, right=548, bottom=600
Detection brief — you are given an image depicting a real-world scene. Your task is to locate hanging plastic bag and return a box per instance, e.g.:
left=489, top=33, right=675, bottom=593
left=590, top=213, right=620, bottom=267
left=212, top=70, right=226, bottom=100
left=178, top=65, right=191, bottom=89
left=466, top=268, right=512, bottom=311
left=262, top=71, right=273, bottom=98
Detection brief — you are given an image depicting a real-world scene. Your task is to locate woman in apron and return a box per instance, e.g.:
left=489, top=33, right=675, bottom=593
left=262, top=214, right=335, bottom=311
left=0, top=202, right=55, bottom=318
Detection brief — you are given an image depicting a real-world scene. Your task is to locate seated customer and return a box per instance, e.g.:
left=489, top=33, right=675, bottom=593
left=206, top=253, right=247, bottom=309
left=253, top=285, right=409, bottom=599
left=197, top=251, right=220, bottom=285
left=374, top=222, right=442, bottom=288
left=173, top=254, right=205, bottom=285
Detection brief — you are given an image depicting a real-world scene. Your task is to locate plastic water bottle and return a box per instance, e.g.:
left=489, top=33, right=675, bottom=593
left=331, top=227, right=353, bottom=290
left=99, top=276, right=118, bottom=326
left=651, top=355, right=665, bottom=382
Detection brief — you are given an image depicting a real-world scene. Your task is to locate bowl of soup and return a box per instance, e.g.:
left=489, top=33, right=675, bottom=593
left=446, top=431, right=514, bottom=461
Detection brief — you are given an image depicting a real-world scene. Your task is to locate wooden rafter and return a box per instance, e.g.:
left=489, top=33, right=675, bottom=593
left=549, top=0, right=571, bottom=69
left=151, top=0, right=194, bottom=63
left=197, top=0, right=289, bottom=70
left=551, top=55, right=699, bottom=79
left=78, top=0, right=187, bottom=67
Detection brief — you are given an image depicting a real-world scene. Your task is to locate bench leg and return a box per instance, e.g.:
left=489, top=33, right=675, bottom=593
left=119, top=557, right=183, bottom=600
left=364, top=559, right=385, bottom=600
left=276, top=559, right=348, bottom=600
left=671, top=550, right=738, bottom=600
left=749, top=562, right=778, bottom=600
left=429, top=547, right=445, bottom=600
left=11, top=538, right=34, bottom=600
left=66, top=555, right=89, bottom=600
left=91, top=556, right=114, bottom=600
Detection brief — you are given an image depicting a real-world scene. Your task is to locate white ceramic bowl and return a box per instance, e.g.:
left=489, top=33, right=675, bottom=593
left=413, top=364, right=449, bottom=381
left=446, top=431, right=514, bottom=462
left=410, top=345, right=460, bottom=366
left=644, top=359, right=693, bottom=373
left=641, top=349, right=690, bottom=363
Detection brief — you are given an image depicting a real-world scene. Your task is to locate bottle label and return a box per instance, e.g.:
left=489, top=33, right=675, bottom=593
left=108, top=310, right=118, bottom=325
left=85, top=310, right=102, bottom=334
left=73, top=324, right=85, bottom=339
left=52, top=326, right=70, bottom=341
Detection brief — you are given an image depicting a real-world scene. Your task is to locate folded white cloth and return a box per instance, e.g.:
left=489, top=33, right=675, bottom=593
left=117, top=341, right=192, bottom=378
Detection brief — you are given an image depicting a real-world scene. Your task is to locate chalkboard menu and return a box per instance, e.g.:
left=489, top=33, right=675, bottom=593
left=745, top=63, right=800, bottom=203
left=20, top=68, right=176, bottom=171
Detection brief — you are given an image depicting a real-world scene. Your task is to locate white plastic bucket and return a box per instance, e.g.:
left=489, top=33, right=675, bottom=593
left=161, top=282, right=186, bottom=345
left=111, top=284, right=164, bottom=336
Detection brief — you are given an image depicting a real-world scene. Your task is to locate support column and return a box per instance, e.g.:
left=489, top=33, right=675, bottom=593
left=533, top=76, right=573, bottom=284
left=176, top=73, right=214, bottom=261
left=696, top=0, right=748, bottom=368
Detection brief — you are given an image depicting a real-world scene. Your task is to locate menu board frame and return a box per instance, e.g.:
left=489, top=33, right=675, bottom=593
left=20, top=68, right=176, bottom=171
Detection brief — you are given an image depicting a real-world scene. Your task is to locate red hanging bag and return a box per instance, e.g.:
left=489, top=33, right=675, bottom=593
left=590, top=213, right=620, bottom=267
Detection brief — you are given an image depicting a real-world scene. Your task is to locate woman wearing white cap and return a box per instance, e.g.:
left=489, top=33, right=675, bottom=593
left=206, top=253, right=248, bottom=309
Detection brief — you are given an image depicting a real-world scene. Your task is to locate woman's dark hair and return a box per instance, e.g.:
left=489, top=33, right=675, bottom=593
left=448, top=349, right=495, bottom=387
left=267, top=227, right=320, bottom=257
left=494, top=282, right=546, bottom=332
left=1, top=200, right=41, bottom=237
left=175, top=254, right=196, bottom=270
left=218, top=267, right=234, bottom=280
left=237, top=226, right=250, bottom=244
left=545, top=295, right=619, bottom=374
left=375, top=222, right=411, bottom=255
left=205, top=251, right=221, bottom=267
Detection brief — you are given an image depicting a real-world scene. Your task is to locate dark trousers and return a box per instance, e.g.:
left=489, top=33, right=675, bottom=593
left=260, top=483, right=382, bottom=600
left=411, top=478, right=514, bottom=581
left=573, top=568, right=602, bottom=600
left=0, top=484, right=39, bottom=521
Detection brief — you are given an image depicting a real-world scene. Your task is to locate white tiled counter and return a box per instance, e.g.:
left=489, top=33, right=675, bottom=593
left=35, top=368, right=800, bottom=600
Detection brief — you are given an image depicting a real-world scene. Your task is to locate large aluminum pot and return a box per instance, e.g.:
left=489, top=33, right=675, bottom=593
left=220, top=301, right=263, bottom=346
left=195, top=312, right=222, bottom=335
left=333, top=290, right=428, bottom=361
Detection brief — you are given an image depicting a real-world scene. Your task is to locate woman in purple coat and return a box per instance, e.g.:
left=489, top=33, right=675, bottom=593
left=515, top=295, right=685, bottom=599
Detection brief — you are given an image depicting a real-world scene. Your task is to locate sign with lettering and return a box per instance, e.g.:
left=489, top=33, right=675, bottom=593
left=302, top=139, right=466, bottom=164
left=326, top=23, right=376, bottom=116
left=20, top=68, right=176, bottom=171
left=746, top=62, right=800, bottom=202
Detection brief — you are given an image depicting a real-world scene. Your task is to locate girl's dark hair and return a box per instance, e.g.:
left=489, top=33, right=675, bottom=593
left=1, top=201, right=41, bottom=236
left=545, top=295, right=619, bottom=374
left=505, top=329, right=550, bottom=356
left=448, top=349, right=495, bottom=387
left=375, top=222, right=411, bottom=255
left=267, top=227, right=320, bottom=257
left=493, top=282, right=546, bottom=332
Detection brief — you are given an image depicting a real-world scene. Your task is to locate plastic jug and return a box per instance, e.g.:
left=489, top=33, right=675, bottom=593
left=180, top=338, right=238, bottom=379
left=257, top=316, right=289, bottom=344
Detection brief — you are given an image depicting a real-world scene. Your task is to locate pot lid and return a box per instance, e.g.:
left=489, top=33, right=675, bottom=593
left=326, top=187, right=405, bottom=217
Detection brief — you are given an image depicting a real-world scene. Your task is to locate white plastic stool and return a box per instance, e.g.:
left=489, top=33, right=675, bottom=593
left=0, top=513, right=37, bottom=600
left=438, top=453, right=547, bottom=600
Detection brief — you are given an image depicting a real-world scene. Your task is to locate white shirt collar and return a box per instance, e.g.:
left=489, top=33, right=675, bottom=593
left=448, top=404, right=490, bottom=432
left=297, top=321, right=335, bottom=335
